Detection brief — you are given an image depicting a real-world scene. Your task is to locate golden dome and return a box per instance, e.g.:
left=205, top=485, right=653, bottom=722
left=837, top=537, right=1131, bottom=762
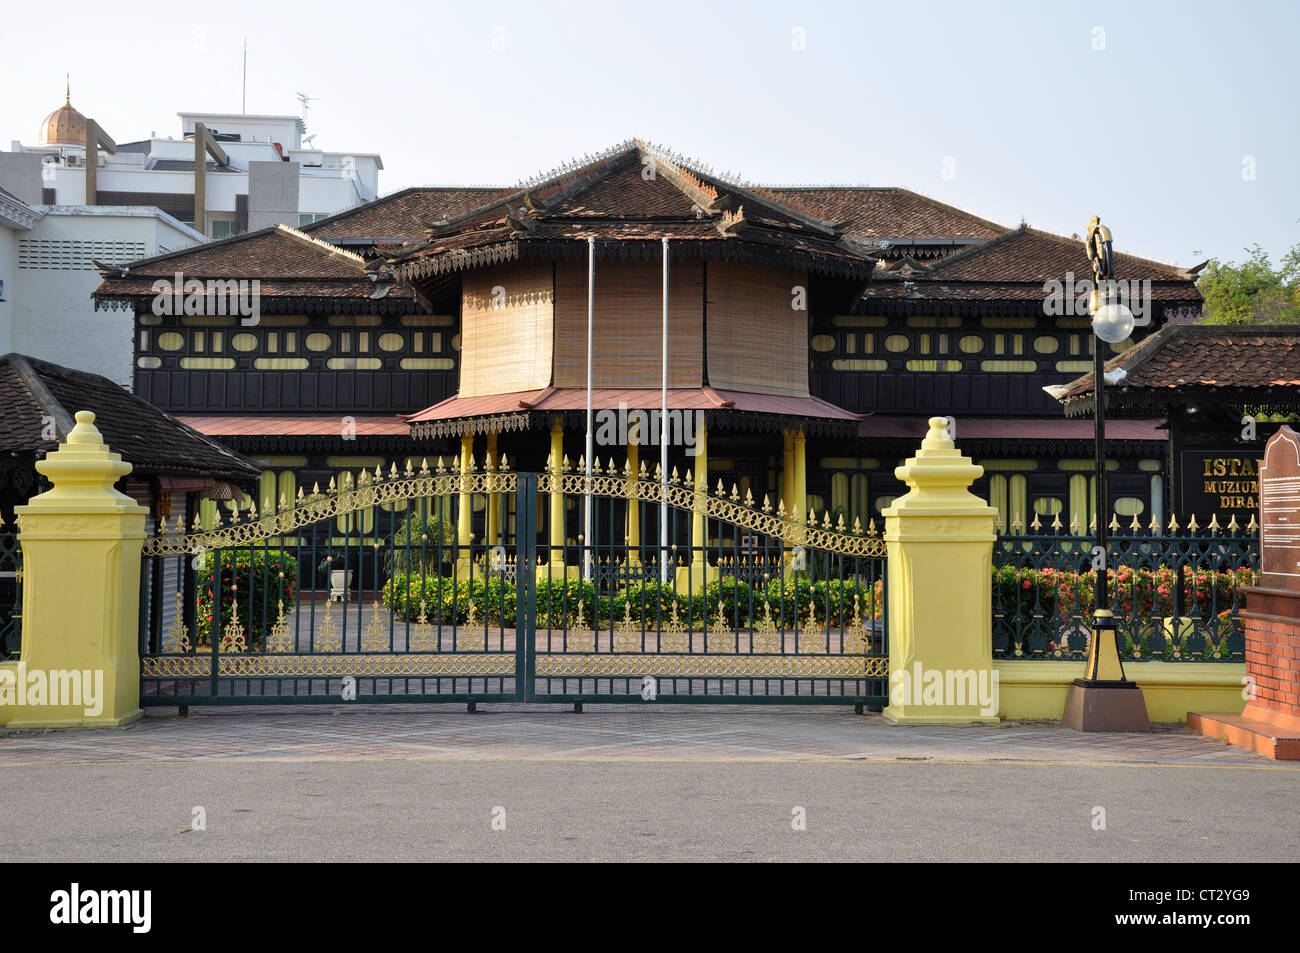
left=39, top=80, right=86, bottom=146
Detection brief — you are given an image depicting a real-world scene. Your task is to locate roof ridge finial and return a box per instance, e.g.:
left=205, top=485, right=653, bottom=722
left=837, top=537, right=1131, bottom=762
left=65, top=73, right=71, bottom=107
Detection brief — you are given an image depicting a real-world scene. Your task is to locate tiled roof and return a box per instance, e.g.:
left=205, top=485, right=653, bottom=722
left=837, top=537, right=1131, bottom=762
left=863, top=225, right=1202, bottom=308
left=101, top=226, right=365, bottom=279
left=85, top=145, right=1203, bottom=308
left=91, top=224, right=423, bottom=306
left=864, top=281, right=1197, bottom=302
left=95, top=276, right=406, bottom=300
left=391, top=142, right=882, bottom=281
left=917, top=225, right=1193, bottom=283
left=178, top=415, right=409, bottom=437
left=0, top=353, right=260, bottom=484
left=304, top=186, right=515, bottom=243
left=766, top=187, right=1007, bottom=242
left=1050, top=325, right=1300, bottom=412
left=406, top=387, right=865, bottom=423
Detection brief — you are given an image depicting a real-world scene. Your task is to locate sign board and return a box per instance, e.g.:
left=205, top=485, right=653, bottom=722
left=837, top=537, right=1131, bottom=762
left=1259, top=426, right=1300, bottom=588
left=1178, top=449, right=1261, bottom=526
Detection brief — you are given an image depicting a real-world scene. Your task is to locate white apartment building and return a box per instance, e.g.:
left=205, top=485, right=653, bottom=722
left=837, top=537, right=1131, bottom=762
left=0, top=88, right=383, bottom=239
left=0, top=190, right=204, bottom=386
left=0, top=89, right=385, bottom=385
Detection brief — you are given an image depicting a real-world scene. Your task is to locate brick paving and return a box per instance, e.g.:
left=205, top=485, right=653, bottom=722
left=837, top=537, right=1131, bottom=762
left=3, top=704, right=1295, bottom=769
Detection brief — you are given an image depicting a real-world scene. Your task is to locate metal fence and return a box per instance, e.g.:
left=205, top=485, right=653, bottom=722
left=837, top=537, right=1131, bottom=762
left=135, top=465, right=889, bottom=709
left=0, top=530, right=20, bottom=660
left=992, top=516, right=1258, bottom=662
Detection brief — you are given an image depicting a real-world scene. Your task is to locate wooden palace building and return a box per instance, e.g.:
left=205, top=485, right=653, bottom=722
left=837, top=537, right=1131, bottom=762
left=92, top=140, right=1204, bottom=558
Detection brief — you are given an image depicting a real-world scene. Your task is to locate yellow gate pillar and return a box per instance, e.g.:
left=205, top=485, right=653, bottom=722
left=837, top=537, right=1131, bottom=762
left=2, top=411, right=147, bottom=728
left=882, top=416, right=1000, bottom=724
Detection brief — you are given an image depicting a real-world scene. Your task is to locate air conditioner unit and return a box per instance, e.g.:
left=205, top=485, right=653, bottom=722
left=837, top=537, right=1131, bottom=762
left=66, top=154, right=80, bottom=167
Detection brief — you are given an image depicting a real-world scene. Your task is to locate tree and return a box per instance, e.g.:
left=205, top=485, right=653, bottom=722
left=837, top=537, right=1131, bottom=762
left=1196, top=243, right=1300, bottom=325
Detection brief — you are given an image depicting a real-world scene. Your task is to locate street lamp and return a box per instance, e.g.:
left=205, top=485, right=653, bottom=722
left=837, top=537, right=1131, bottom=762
left=1062, top=216, right=1150, bottom=732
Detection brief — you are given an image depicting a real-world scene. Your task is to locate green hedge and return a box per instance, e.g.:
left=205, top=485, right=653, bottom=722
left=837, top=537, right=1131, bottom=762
left=382, top=575, right=515, bottom=624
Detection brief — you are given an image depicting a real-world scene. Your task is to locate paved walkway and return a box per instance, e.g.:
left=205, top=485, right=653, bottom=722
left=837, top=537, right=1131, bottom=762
left=4, top=706, right=1296, bottom=862
left=2, top=704, right=1294, bottom=768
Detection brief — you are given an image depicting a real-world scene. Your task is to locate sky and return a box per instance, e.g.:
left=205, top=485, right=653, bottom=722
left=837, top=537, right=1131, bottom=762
left=4, top=0, right=1297, bottom=268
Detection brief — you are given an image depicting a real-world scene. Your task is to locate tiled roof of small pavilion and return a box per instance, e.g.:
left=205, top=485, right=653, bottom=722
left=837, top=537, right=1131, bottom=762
left=404, top=387, right=867, bottom=439
left=383, top=141, right=884, bottom=281
left=1048, top=324, right=1300, bottom=417
left=0, top=353, right=259, bottom=485
left=92, top=224, right=426, bottom=311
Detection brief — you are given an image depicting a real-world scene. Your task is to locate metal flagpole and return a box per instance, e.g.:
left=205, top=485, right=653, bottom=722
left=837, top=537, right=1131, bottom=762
left=584, top=237, right=594, bottom=581
left=660, top=237, right=669, bottom=582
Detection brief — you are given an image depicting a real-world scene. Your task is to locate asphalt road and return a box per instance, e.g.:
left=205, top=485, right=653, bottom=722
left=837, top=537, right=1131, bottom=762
left=2, top=758, right=1296, bottom=862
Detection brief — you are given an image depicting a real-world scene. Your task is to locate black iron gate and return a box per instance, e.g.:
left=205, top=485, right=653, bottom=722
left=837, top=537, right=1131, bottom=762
left=138, top=463, right=888, bottom=709
left=0, top=528, right=21, bottom=661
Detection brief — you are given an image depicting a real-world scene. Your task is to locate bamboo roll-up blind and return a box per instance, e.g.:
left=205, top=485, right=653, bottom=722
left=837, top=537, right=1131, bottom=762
left=553, top=258, right=703, bottom=389
left=706, top=261, right=809, bottom=397
left=458, top=262, right=554, bottom=397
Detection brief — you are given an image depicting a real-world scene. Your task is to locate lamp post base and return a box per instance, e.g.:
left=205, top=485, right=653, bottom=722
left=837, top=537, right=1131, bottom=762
left=1062, top=679, right=1150, bottom=732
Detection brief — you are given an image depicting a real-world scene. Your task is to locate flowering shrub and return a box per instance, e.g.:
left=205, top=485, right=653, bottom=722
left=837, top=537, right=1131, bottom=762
left=993, top=562, right=1258, bottom=657
left=995, top=565, right=1256, bottom=620
left=196, top=548, right=298, bottom=650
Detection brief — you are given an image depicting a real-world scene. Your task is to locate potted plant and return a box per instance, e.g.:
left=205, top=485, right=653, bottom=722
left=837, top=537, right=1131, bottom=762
left=318, top=556, right=352, bottom=602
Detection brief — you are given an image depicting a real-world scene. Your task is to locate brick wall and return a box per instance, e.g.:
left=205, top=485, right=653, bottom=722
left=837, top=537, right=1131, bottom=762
left=1242, top=588, right=1300, bottom=718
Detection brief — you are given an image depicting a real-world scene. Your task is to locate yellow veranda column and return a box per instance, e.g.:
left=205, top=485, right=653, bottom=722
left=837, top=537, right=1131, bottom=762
left=625, top=440, right=640, bottom=562
left=686, top=421, right=709, bottom=590
left=882, top=416, right=1000, bottom=724
left=544, top=417, right=568, bottom=578
left=781, top=430, right=794, bottom=516
left=457, top=433, right=474, bottom=574
left=793, top=428, right=808, bottom=525
left=485, top=431, right=500, bottom=547
left=2, top=411, right=147, bottom=727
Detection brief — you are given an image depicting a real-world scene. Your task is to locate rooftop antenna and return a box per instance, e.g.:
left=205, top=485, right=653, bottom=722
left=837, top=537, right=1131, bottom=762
left=241, top=38, right=247, bottom=114
left=296, top=92, right=317, bottom=127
